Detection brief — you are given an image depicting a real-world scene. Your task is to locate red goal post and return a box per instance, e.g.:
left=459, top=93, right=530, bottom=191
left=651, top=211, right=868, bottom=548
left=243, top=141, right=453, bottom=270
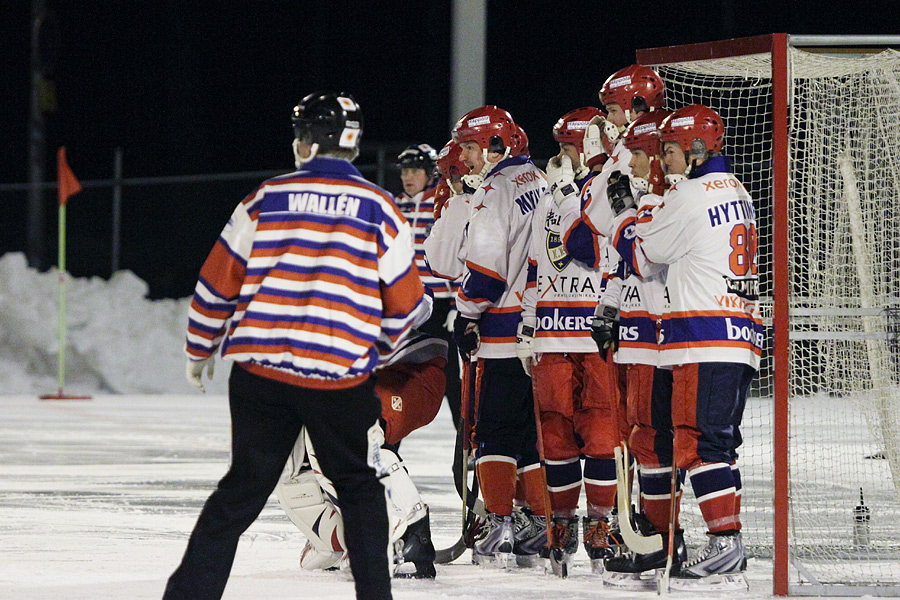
left=637, top=34, right=900, bottom=597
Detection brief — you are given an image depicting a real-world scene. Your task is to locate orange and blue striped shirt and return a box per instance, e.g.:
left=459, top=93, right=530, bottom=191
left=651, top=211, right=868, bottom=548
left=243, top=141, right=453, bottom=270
left=185, top=157, right=428, bottom=389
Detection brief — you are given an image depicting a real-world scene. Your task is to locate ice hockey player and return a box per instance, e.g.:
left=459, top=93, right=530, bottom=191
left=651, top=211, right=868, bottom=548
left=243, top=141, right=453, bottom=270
left=547, top=67, right=666, bottom=568
left=559, top=64, right=666, bottom=271
left=605, top=104, right=762, bottom=591
left=276, top=330, right=448, bottom=580
left=592, top=109, right=691, bottom=590
left=395, top=144, right=463, bottom=435
left=450, top=105, right=549, bottom=568
left=514, top=106, right=621, bottom=575
left=168, top=92, right=429, bottom=600
left=423, top=140, right=472, bottom=283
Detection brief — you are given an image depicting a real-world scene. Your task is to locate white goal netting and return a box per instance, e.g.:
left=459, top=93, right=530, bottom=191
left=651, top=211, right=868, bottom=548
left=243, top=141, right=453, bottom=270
left=647, top=46, right=900, bottom=592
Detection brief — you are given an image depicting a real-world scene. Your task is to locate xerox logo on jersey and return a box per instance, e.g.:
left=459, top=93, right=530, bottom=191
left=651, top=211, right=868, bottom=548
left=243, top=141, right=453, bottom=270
left=513, top=170, right=541, bottom=187
left=545, top=230, right=571, bottom=272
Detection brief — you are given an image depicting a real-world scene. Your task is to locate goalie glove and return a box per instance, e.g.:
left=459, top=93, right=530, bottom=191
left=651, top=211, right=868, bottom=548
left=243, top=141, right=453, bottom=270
left=607, top=171, right=636, bottom=216
left=515, top=318, right=536, bottom=377
left=186, top=356, right=214, bottom=392
left=452, top=314, right=481, bottom=360
left=590, top=305, right=620, bottom=361
left=546, top=155, right=578, bottom=207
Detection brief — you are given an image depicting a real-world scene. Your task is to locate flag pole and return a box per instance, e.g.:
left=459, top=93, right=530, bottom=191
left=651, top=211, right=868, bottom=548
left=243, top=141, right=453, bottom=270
left=40, top=147, right=90, bottom=401
left=56, top=199, right=67, bottom=394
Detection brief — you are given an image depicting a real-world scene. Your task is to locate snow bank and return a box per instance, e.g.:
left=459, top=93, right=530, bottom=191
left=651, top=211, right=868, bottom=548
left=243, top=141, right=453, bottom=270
left=0, top=252, right=228, bottom=395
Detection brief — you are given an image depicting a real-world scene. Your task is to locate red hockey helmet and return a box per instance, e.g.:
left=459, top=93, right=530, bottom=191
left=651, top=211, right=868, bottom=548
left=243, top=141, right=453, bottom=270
left=553, top=106, right=605, bottom=154
left=622, top=110, right=671, bottom=158
left=599, top=65, right=665, bottom=114
left=451, top=105, right=517, bottom=153
left=658, top=104, right=724, bottom=155
left=436, top=140, right=469, bottom=180
left=510, top=124, right=530, bottom=157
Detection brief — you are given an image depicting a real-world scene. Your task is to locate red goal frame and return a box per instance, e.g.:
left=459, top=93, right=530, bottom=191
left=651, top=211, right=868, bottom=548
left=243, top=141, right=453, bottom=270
left=637, top=34, right=900, bottom=597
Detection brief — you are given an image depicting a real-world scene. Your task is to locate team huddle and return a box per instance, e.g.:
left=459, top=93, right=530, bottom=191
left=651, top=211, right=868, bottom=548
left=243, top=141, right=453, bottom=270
left=168, top=65, right=763, bottom=600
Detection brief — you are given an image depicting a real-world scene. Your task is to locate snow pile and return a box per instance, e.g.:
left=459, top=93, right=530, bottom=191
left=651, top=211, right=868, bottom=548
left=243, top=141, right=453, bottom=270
left=0, top=252, right=228, bottom=395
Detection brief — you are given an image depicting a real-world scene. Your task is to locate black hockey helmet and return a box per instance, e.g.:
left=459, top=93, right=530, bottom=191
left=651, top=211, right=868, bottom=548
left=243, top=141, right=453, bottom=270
left=395, top=143, right=438, bottom=173
left=291, top=92, right=363, bottom=154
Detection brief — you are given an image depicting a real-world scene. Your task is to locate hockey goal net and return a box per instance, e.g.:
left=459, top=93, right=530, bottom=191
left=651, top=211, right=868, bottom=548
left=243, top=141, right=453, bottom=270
left=638, top=35, right=900, bottom=596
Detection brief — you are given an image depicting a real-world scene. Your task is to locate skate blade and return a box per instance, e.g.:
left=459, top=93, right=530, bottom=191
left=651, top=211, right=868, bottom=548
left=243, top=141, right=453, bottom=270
left=514, top=553, right=546, bottom=568
left=590, top=558, right=606, bottom=575
left=474, top=551, right=513, bottom=569
left=601, top=569, right=660, bottom=591
left=393, top=562, right=436, bottom=579
left=668, top=572, right=749, bottom=592
left=549, top=550, right=573, bottom=578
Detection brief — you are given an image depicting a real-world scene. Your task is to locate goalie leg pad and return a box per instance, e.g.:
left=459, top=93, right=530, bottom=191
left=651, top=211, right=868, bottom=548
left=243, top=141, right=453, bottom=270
left=275, top=467, right=346, bottom=558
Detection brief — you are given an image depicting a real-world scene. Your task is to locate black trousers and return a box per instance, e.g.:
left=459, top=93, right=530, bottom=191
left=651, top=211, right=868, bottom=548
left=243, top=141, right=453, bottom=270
left=163, top=364, right=392, bottom=600
left=419, top=296, right=461, bottom=428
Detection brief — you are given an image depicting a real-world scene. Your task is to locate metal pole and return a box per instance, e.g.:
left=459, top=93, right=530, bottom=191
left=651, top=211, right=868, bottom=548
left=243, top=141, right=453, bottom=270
left=27, top=0, right=47, bottom=270
left=111, top=147, right=123, bottom=274
left=450, top=0, right=486, bottom=129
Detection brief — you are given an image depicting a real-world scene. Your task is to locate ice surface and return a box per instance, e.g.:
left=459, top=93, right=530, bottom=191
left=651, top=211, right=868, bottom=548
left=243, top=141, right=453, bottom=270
left=0, top=252, right=841, bottom=598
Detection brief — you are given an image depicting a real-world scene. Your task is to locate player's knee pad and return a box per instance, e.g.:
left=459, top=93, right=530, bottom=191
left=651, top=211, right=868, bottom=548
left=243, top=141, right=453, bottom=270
left=628, top=423, right=671, bottom=468
left=574, top=407, right=618, bottom=457
left=539, top=411, right=580, bottom=460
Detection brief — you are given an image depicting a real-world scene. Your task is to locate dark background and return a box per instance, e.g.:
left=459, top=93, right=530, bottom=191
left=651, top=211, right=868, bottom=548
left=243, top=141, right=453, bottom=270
left=3, top=1, right=900, bottom=299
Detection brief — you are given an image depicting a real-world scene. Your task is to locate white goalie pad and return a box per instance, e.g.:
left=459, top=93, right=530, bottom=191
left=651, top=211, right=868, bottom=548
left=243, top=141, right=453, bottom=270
left=277, top=425, right=427, bottom=569
left=274, top=428, right=346, bottom=569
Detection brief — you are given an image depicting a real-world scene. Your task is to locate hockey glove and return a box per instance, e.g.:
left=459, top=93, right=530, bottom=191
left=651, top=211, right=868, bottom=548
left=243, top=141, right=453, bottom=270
left=515, top=319, right=536, bottom=377
left=453, top=314, right=481, bottom=360
left=186, top=356, right=214, bottom=392
left=583, top=115, right=609, bottom=170
left=590, top=305, right=620, bottom=360
left=546, top=155, right=578, bottom=207
left=607, top=171, right=636, bottom=216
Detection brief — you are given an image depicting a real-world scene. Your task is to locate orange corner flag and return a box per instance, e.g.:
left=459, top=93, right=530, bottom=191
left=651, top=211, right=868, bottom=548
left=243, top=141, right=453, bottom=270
left=57, top=147, right=82, bottom=207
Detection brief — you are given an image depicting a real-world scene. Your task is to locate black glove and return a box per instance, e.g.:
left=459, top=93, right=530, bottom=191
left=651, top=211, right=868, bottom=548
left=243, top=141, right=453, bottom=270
left=607, top=171, right=635, bottom=216
left=453, top=314, right=481, bottom=360
left=590, top=305, right=620, bottom=360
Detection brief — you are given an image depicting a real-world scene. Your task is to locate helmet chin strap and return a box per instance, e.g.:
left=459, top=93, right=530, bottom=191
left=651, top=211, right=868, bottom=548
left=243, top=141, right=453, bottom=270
left=293, top=139, right=319, bottom=167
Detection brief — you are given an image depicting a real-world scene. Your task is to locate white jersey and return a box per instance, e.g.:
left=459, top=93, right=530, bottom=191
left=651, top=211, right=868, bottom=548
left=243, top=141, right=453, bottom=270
left=612, top=162, right=763, bottom=369
left=523, top=192, right=604, bottom=354
left=603, top=194, right=669, bottom=366
left=458, top=154, right=544, bottom=359
left=422, top=191, right=472, bottom=282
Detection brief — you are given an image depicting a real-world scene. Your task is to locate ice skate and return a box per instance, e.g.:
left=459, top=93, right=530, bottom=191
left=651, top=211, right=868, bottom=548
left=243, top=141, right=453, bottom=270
left=668, top=531, right=749, bottom=592
left=511, top=508, right=547, bottom=567
left=393, top=506, right=436, bottom=579
left=547, top=516, right=578, bottom=577
left=601, top=529, right=685, bottom=591
left=473, top=512, right=515, bottom=568
left=583, top=516, right=617, bottom=573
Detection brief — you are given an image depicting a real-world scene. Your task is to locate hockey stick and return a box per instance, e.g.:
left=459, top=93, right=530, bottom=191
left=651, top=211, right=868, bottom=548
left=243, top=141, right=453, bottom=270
left=460, top=358, right=473, bottom=531
left=614, top=443, right=663, bottom=554
left=528, top=369, right=562, bottom=577
left=435, top=534, right=467, bottom=563
left=658, top=462, right=679, bottom=595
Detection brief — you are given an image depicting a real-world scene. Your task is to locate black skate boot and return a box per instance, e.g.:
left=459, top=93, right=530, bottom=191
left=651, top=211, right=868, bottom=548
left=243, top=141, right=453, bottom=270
left=393, top=506, right=436, bottom=579
left=583, top=516, right=618, bottom=573
left=602, top=529, right=685, bottom=590
left=547, top=516, right=579, bottom=577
